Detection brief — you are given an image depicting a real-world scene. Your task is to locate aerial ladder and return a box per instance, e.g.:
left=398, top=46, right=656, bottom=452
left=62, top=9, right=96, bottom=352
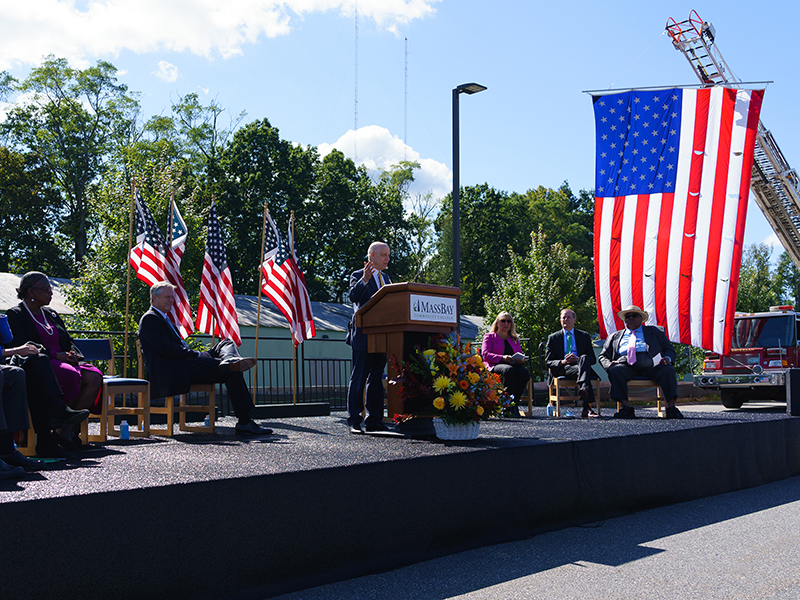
left=666, top=10, right=800, bottom=270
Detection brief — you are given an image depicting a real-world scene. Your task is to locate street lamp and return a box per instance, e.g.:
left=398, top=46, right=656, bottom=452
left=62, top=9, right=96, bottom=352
left=452, top=82, right=487, bottom=290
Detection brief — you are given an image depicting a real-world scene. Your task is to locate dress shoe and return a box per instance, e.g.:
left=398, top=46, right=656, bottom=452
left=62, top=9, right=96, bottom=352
left=348, top=423, right=364, bottom=434
left=614, top=405, right=636, bottom=419
left=581, top=406, right=599, bottom=418
left=0, top=450, right=44, bottom=471
left=224, top=358, right=257, bottom=373
left=665, top=406, right=684, bottom=419
left=53, top=431, right=80, bottom=452
left=49, top=405, right=90, bottom=429
left=0, top=459, right=25, bottom=480
left=364, top=422, right=390, bottom=433
left=36, top=439, right=74, bottom=459
left=235, top=420, right=273, bottom=435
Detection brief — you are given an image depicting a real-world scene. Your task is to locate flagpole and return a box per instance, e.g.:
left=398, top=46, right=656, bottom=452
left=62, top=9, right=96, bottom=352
left=290, top=211, right=297, bottom=405
left=124, top=180, right=137, bottom=377
left=253, top=202, right=270, bottom=401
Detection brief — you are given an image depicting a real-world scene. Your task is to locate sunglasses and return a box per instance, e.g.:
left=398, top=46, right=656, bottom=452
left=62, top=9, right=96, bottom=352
left=499, top=319, right=512, bottom=323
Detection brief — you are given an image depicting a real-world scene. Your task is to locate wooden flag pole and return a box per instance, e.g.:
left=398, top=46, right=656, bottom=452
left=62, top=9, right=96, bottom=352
left=123, top=180, right=136, bottom=376
left=252, top=202, right=270, bottom=400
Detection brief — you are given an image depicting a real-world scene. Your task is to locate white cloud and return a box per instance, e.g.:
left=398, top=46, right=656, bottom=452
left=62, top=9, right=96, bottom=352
left=318, top=125, right=451, bottom=205
left=154, top=60, right=180, bottom=83
left=0, top=0, right=439, bottom=70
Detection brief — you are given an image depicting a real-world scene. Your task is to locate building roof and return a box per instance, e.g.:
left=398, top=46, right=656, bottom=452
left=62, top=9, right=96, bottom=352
left=0, top=272, right=74, bottom=314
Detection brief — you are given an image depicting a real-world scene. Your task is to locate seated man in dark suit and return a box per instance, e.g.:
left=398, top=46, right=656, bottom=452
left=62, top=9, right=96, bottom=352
left=138, top=281, right=272, bottom=435
left=598, top=305, right=683, bottom=420
left=545, top=308, right=598, bottom=418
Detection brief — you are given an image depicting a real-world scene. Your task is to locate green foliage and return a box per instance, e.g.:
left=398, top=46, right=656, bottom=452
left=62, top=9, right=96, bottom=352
left=483, top=229, right=593, bottom=380
left=774, top=251, right=800, bottom=308
left=736, top=243, right=779, bottom=312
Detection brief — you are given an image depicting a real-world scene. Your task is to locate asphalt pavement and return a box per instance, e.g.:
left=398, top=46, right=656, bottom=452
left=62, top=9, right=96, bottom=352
left=271, top=413, right=800, bottom=600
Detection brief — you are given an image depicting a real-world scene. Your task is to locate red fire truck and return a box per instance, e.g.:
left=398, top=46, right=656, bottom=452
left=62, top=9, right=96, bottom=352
left=694, top=306, right=800, bottom=408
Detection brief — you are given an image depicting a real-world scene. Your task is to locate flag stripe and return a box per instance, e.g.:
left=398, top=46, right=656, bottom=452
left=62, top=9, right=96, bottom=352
left=592, top=86, right=764, bottom=354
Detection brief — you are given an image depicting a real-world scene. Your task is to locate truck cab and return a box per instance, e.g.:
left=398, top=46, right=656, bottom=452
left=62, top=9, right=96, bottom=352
left=694, top=305, right=800, bottom=408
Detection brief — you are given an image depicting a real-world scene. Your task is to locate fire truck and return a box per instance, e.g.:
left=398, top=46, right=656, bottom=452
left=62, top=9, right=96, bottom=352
left=694, top=306, right=800, bottom=408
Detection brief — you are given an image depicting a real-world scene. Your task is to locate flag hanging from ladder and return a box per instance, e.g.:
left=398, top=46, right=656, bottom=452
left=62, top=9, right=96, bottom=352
left=592, top=86, right=764, bottom=355
left=196, top=202, right=242, bottom=345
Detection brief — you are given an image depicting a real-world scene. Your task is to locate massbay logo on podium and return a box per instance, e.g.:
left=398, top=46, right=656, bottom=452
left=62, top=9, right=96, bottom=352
left=410, top=294, right=457, bottom=323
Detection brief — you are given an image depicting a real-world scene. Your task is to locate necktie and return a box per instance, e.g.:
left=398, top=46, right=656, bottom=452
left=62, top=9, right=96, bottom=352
left=627, top=331, right=637, bottom=365
left=566, top=332, right=574, bottom=354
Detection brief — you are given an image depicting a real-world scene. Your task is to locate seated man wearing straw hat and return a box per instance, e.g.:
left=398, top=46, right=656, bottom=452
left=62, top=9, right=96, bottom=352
left=598, top=305, right=683, bottom=419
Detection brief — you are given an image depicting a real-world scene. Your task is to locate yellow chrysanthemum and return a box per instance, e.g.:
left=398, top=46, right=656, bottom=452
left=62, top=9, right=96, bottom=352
left=433, top=397, right=446, bottom=410
left=448, top=391, right=468, bottom=410
left=433, top=375, right=451, bottom=393
left=476, top=405, right=484, bottom=416
left=467, top=371, right=480, bottom=384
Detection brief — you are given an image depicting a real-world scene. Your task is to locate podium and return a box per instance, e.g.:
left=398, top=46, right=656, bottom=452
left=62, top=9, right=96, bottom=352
left=354, top=282, right=461, bottom=418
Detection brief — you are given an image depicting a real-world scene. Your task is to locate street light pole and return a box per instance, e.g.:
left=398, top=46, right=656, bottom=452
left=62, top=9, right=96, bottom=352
left=452, top=82, right=487, bottom=290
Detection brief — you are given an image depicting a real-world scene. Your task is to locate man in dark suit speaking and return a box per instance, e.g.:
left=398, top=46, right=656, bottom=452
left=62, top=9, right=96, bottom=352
left=345, top=241, right=391, bottom=433
left=599, top=305, right=683, bottom=419
left=138, top=281, right=272, bottom=435
left=545, top=308, right=598, bottom=418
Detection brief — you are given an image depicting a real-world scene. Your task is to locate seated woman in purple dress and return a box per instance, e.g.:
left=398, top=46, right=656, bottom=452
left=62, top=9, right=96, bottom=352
left=7, top=271, right=103, bottom=449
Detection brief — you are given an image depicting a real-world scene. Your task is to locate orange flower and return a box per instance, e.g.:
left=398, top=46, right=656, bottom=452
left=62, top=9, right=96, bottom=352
left=447, top=363, right=460, bottom=376
left=459, top=379, right=469, bottom=389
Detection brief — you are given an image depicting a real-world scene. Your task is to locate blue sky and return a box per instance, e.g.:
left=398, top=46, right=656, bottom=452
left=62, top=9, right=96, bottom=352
left=1, top=0, right=797, bottom=256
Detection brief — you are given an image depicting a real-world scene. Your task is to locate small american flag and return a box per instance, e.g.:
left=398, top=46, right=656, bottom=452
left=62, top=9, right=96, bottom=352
left=261, top=212, right=316, bottom=347
left=592, top=86, right=764, bottom=354
left=196, top=203, right=241, bottom=345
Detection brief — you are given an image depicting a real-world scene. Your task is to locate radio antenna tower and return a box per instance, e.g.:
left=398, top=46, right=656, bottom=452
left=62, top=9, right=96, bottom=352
left=404, top=37, right=408, bottom=162
left=354, top=1, right=358, bottom=162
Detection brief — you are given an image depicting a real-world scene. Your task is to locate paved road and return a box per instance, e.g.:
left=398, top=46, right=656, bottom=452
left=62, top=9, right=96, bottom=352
left=272, top=473, right=800, bottom=600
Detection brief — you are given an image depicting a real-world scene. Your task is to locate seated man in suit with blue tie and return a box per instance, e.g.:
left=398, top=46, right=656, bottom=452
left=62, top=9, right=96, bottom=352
left=345, top=241, right=391, bottom=433
left=598, top=305, right=683, bottom=420
left=545, top=308, right=598, bottom=418
left=138, top=281, right=272, bottom=435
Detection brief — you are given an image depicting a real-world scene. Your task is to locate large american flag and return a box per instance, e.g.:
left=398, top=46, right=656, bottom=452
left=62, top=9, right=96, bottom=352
left=170, top=199, right=188, bottom=263
left=261, top=212, right=316, bottom=346
left=592, top=86, right=764, bottom=354
left=164, top=201, right=195, bottom=338
left=129, top=187, right=194, bottom=338
left=196, top=203, right=241, bottom=345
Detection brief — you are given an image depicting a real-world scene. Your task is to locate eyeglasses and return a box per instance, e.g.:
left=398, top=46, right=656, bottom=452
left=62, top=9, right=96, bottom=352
left=624, top=313, right=640, bottom=319
left=499, top=319, right=512, bottom=323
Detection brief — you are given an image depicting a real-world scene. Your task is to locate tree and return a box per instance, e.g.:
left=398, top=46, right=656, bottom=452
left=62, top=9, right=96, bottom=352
left=2, top=56, right=138, bottom=269
left=774, top=251, right=800, bottom=308
left=735, top=243, right=779, bottom=312
left=0, top=146, right=70, bottom=275
left=483, top=229, right=592, bottom=380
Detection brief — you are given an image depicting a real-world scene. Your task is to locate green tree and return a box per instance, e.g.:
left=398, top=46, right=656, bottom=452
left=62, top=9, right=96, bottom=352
left=735, top=243, right=779, bottom=312
left=1, top=56, right=139, bottom=269
left=774, top=251, right=800, bottom=308
left=483, top=229, right=592, bottom=380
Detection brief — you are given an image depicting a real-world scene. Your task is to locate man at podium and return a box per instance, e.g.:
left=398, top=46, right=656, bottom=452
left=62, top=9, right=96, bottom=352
left=345, top=241, right=391, bottom=433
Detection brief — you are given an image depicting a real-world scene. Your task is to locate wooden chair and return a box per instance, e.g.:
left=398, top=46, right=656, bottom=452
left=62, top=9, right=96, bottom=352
left=137, top=341, right=215, bottom=436
left=548, top=376, right=601, bottom=417
left=625, top=379, right=665, bottom=417
left=517, top=378, right=534, bottom=417
left=75, top=338, right=151, bottom=443
left=14, top=408, right=36, bottom=457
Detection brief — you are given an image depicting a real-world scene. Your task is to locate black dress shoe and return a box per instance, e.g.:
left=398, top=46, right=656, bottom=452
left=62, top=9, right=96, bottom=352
left=224, top=358, right=257, bottom=373
left=665, top=406, right=684, bottom=419
left=49, top=405, right=90, bottom=429
left=35, top=440, right=74, bottom=459
left=364, top=422, right=390, bottom=433
left=53, top=431, right=80, bottom=451
left=0, top=459, right=25, bottom=480
left=0, top=450, right=44, bottom=471
left=348, top=423, right=363, bottom=434
left=614, top=405, right=636, bottom=419
left=235, top=420, right=273, bottom=435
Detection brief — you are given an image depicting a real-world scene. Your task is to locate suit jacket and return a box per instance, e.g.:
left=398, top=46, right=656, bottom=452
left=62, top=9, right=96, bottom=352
left=545, top=328, right=595, bottom=382
left=6, top=303, right=82, bottom=359
left=346, top=269, right=390, bottom=352
left=138, top=307, right=199, bottom=399
left=599, top=325, right=676, bottom=371
left=481, top=331, right=524, bottom=369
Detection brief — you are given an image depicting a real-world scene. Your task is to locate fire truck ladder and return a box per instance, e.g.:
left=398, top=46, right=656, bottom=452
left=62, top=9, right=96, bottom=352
left=666, top=10, right=800, bottom=270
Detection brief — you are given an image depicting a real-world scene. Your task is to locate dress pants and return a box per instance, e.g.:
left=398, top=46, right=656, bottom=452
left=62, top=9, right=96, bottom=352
left=551, top=355, right=595, bottom=406
left=188, top=339, right=255, bottom=421
left=607, top=362, right=678, bottom=402
left=347, top=350, right=386, bottom=426
left=491, top=363, right=531, bottom=402
left=0, top=364, right=29, bottom=434
left=9, top=353, right=63, bottom=434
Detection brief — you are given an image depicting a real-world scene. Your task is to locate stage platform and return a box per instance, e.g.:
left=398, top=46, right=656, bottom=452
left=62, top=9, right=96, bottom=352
left=2, top=404, right=799, bottom=600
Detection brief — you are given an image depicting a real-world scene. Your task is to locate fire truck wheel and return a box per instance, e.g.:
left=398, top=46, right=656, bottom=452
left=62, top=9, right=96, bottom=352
left=720, top=389, right=744, bottom=409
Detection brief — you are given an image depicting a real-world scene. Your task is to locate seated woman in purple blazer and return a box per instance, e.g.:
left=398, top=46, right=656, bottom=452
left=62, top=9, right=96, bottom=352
left=481, top=311, right=530, bottom=411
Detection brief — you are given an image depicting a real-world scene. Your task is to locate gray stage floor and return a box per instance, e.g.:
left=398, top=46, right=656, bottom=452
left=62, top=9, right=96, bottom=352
left=1, top=402, right=790, bottom=503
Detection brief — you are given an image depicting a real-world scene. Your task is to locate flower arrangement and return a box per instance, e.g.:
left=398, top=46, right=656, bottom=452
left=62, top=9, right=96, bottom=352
left=390, top=335, right=506, bottom=425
